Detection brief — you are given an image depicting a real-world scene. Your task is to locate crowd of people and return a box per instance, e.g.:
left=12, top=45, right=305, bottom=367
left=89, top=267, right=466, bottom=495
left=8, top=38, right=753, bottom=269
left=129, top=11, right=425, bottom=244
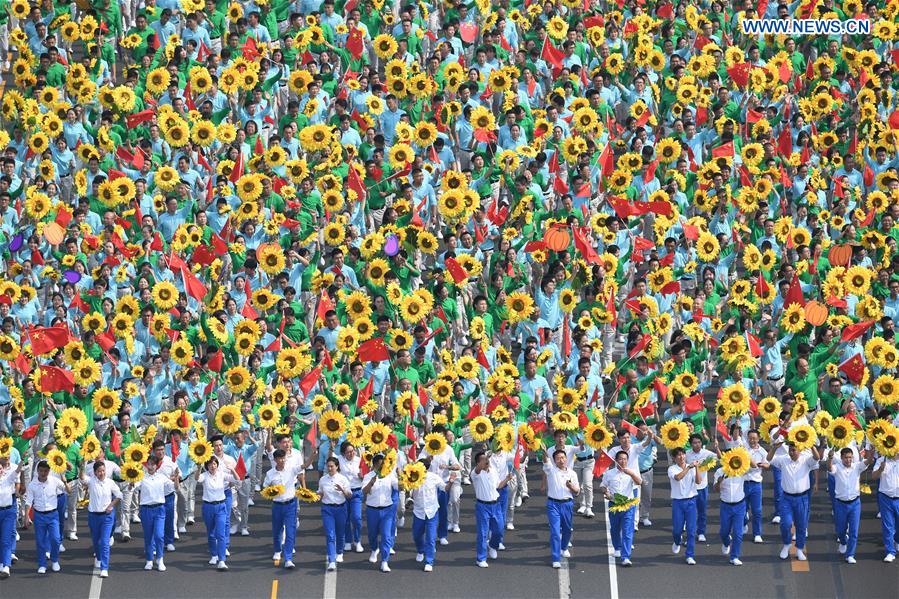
left=0, top=0, right=897, bottom=583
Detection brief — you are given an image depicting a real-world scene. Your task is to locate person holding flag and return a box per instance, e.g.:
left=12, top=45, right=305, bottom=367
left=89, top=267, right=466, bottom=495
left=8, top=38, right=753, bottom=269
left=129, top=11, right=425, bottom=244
left=599, top=450, right=643, bottom=566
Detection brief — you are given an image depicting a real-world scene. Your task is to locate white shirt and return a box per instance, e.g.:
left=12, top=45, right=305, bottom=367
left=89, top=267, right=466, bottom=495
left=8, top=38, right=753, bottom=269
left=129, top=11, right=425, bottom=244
left=607, top=442, right=642, bottom=468
left=26, top=476, right=68, bottom=511
left=137, top=472, right=175, bottom=505
left=542, top=462, right=578, bottom=500
left=267, top=448, right=303, bottom=473
left=0, top=466, right=19, bottom=507
left=745, top=446, right=768, bottom=483
left=471, top=467, right=501, bottom=502
left=86, top=460, right=121, bottom=482
left=714, top=469, right=746, bottom=503
left=551, top=443, right=578, bottom=465
left=601, top=467, right=640, bottom=499
left=875, top=456, right=899, bottom=498
left=215, top=452, right=237, bottom=472
left=318, top=473, right=351, bottom=505
left=263, top=465, right=302, bottom=502
left=770, top=453, right=818, bottom=494
left=157, top=455, right=178, bottom=489
left=830, top=460, right=865, bottom=501
left=337, top=455, right=363, bottom=489
left=362, top=471, right=398, bottom=508
left=668, top=464, right=699, bottom=499
left=84, top=476, right=122, bottom=513
left=489, top=451, right=512, bottom=481
left=411, top=472, right=445, bottom=519
left=425, top=446, right=460, bottom=483
left=198, top=470, right=236, bottom=502
left=685, top=448, right=716, bottom=490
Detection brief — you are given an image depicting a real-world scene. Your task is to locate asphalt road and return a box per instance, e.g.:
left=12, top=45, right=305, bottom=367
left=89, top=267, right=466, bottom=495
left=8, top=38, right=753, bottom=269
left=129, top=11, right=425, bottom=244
left=3, top=463, right=898, bottom=599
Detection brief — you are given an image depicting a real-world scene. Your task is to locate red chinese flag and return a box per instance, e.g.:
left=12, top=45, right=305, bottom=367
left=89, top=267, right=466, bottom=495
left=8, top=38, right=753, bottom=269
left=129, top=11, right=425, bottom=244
left=29, top=325, right=71, bottom=355
left=444, top=257, right=468, bottom=283
left=356, top=377, right=374, bottom=412
left=357, top=338, right=389, bottom=363
left=726, top=63, right=751, bottom=88
left=207, top=348, right=224, bottom=372
left=711, top=142, right=734, bottom=159
left=541, top=38, right=565, bottom=69
left=109, top=427, right=121, bottom=457
left=619, top=420, right=639, bottom=436
left=838, top=354, right=865, bottom=384
left=316, top=290, right=335, bottom=323
left=593, top=452, right=614, bottom=478
left=777, top=124, right=792, bottom=157
left=785, top=273, right=805, bottom=308
left=39, top=366, right=75, bottom=393
left=464, top=401, right=481, bottom=420
left=180, top=267, right=208, bottom=302
left=346, top=27, right=364, bottom=59
left=299, top=366, right=322, bottom=397
left=229, top=151, right=244, bottom=184
left=636, top=403, right=655, bottom=419
left=234, top=453, right=247, bottom=481
left=746, top=332, right=763, bottom=358
left=652, top=378, right=668, bottom=401
left=716, top=418, right=732, bottom=441
left=684, top=393, right=705, bottom=414
left=241, top=302, right=259, bottom=320
left=841, top=320, right=875, bottom=343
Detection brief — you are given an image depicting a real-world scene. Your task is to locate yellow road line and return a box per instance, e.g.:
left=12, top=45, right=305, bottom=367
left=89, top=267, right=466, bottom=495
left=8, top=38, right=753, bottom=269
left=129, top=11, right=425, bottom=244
left=789, top=526, right=810, bottom=572
left=271, top=579, right=279, bottom=599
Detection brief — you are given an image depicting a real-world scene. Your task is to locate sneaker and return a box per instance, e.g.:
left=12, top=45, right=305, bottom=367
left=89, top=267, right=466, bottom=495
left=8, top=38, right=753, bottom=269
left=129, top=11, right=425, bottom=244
left=779, top=545, right=790, bottom=559
left=685, top=557, right=696, bottom=565
left=109, top=536, right=115, bottom=546
left=506, top=523, right=515, bottom=531
left=10, top=554, right=15, bottom=563
left=132, top=516, right=142, bottom=524
left=390, top=548, right=395, bottom=555
left=698, top=534, right=706, bottom=542
left=51, top=562, right=61, bottom=572
left=672, top=543, right=681, bottom=554
left=187, top=519, right=195, bottom=525
left=576, top=505, right=586, bottom=515
left=255, top=484, right=262, bottom=492
left=416, top=553, right=424, bottom=562
left=641, top=518, right=652, bottom=527
left=285, top=561, right=295, bottom=569
left=157, top=560, right=166, bottom=572
left=217, top=561, right=228, bottom=571
left=585, top=509, right=595, bottom=518
left=562, top=549, right=570, bottom=558
left=754, top=536, right=764, bottom=544
left=100, top=570, right=108, bottom=578
left=354, top=542, right=364, bottom=553
left=439, top=537, right=449, bottom=546
left=722, top=545, right=730, bottom=556
left=515, top=497, right=522, bottom=508
left=621, top=559, right=632, bottom=567
left=173, top=532, right=180, bottom=541
left=336, top=554, right=344, bottom=563
left=230, top=525, right=238, bottom=535
left=248, top=499, right=254, bottom=506
left=398, top=517, right=405, bottom=528
left=59, top=544, right=66, bottom=552
left=613, top=550, right=621, bottom=558
left=423, top=564, right=433, bottom=572
left=838, top=544, right=847, bottom=554
left=488, top=548, right=498, bottom=559
left=344, top=543, right=352, bottom=551
left=772, top=516, right=781, bottom=524
left=209, top=556, right=219, bottom=565
left=380, top=561, right=390, bottom=572
left=884, top=554, right=895, bottom=563
left=273, top=552, right=281, bottom=562
left=552, top=561, right=561, bottom=569
left=326, top=562, right=336, bottom=571
left=122, top=534, right=131, bottom=542
left=462, top=477, right=471, bottom=485
left=95, top=559, right=101, bottom=569
left=730, top=558, right=743, bottom=566
left=166, top=544, right=176, bottom=552
left=67, top=533, right=78, bottom=541
left=38, top=567, right=47, bottom=574
left=498, top=543, right=506, bottom=551
left=452, top=525, right=461, bottom=533
left=144, top=561, right=154, bottom=571
left=796, top=550, right=807, bottom=561
left=369, top=550, right=379, bottom=563
left=846, top=557, right=856, bottom=564
left=178, top=526, right=187, bottom=534
left=226, top=550, right=231, bottom=557
left=476, top=560, right=488, bottom=568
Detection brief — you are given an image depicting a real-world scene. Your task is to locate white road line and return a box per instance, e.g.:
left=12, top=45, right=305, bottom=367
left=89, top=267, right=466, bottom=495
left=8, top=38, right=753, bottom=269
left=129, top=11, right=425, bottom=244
left=323, top=564, right=337, bottom=599
left=558, top=557, right=571, bottom=599
left=602, top=499, right=620, bottom=599
left=88, top=565, right=103, bottom=599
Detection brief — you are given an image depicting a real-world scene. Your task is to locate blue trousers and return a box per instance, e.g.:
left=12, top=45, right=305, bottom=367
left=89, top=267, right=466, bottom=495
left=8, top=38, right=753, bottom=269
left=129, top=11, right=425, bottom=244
left=202, top=501, right=228, bottom=561
left=322, top=503, right=347, bottom=563
left=34, top=510, right=60, bottom=568
left=772, top=466, right=782, bottom=517
left=436, top=489, right=449, bottom=539
left=0, top=505, right=15, bottom=567
left=412, top=514, right=437, bottom=565
left=672, top=497, right=697, bottom=558
left=366, top=505, right=395, bottom=562
left=164, top=493, right=175, bottom=545
left=494, top=487, right=508, bottom=545
left=834, top=497, right=860, bottom=558
left=779, top=491, right=809, bottom=549
left=475, top=500, right=502, bottom=562
left=224, top=489, right=232, bottom=547
left=719, top=500, right=746, bottom=560
left=695, top=486, right=709, bottom=535
left=345, top=488, right=363, bottom=545
left=743, top=481, right=763, bottom=537
left=272, top=499, right=297, bottom=558
left=88, top=511, right=114, bottom=569
left=546, top=498, right=573, bottom=562
left=878, top=492, right=899, bottom=556
left=139, top=504, right=165, bottom=562
left=609, top=506, right=635, bottom=560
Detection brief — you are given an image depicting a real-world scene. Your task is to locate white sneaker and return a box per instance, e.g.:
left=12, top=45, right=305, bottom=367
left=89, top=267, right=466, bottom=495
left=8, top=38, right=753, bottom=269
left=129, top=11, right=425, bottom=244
left=217, top=561, right=228, bottom=570
left=390, top=548, right=395, bottom=554
left=285, top=561, right=295, bottom=569
left=743, top=525, right=749, bottom=534
left=576, top=505, right=586, bottom=515
left=239, top=528, right=249, bottom=536
left=187, top=518, right=195, bottom=525
left=730, top=558, right=743, bottom=566
left=621, top=559, right=632, bottom=567
left=498, top=543, right=506, bottom=551
left=100, top=570, right=108, bottom=578
left=796, top=550, right=807, bottom=561
left=38, top=567, right=47, bottom=574
left=109, top=536, right=115, bottom=546
left=380, top=561, right=390, bottom=572
left=613, top=550, right=621, bottom=558
left=59, top=544, right=66, bottom=552
left=209, top=556, right=219, bottom=565
left=157, top=559, right=166, bottom=572
left=846, top=556, right=856, bottom=564
left=423, top=564, right=433, bottom=572
left=398, top=517, right=405, bottom=528
left=273, top=551, right=282, bottom=561
left=884, top=554, right=895, bottom=563
left=344, top=543, right=352, bottom=551
left=416, top=553, right=424, bottom=562
left=51, top=562, right=61, bottom=572
left=67, top=533, right=78, bottom=541
left=506, top=523, right=515, bottom=530
left=772, top=516, right=781, bottom=524
left=476, top=560, right=488, bottom=568
left=641, top=518, right=652, bottom=527
left=838, top=544, right=847, bottom=554
left=488, top=548, right=498, bottom=559
left=515, top=497, right=522, bottom=508
left=552, top=561, right=561, bottom=569
left=452, top=525, right=461, bottom=533
left=326, top=562, right=336, bottom=571
left=722, top=545, right=730, bottom=556
left=354, top=542, right=364, bottom=553
left=754, top=535, right=764, bottom=543
left=230, top=525, right=238, bottom=535
left=698, top=534, right=706, bottom=542
left=562, top=549, right=570, bottom=558
left=95, top=559, right=101, bottom=568
left=10, top=554, right=15, bottom=563
left=585, top=509, right=595, bottom=518
left=439, top=538, right=449, bottom=546
left=686, top=557, right=696, bottom=565
left=226, top=549, right=231, bottom=557
left=672, top=543, right=681, bottom=554
left=336, top=553, right=344, bottom=563
left=173, top=532, right=180, bottom=541
left=780, top=545, right=790, bottom=559
left=369, top=550, right=379, bottom=563
left=166, top=544, right=176, bottom=552
left=144, top=561, right=154, bottom=571
left=178, top=526, right=187, bottom=534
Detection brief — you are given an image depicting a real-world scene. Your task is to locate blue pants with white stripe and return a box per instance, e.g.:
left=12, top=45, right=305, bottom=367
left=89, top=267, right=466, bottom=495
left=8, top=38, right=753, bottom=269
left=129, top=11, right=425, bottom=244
left=475, top=500, right=502, bottom=562
left=877, top=492, right=899, bottom=557
left=779, top=491, right=809, bottom=549
left=366, top=505, right=395, bottom=562
left=719, top=499, right=746, bottom=560
left=671, top=497, right=697, bottom=558
left=609, top=506, right=635, bottom=560
left=272, top=499, right=297, bottom=559
left=546, top=498, right=573, bottom=562
left=88, top=511, right=114, bottom=570
left=833, top=497, right=860, bottom=558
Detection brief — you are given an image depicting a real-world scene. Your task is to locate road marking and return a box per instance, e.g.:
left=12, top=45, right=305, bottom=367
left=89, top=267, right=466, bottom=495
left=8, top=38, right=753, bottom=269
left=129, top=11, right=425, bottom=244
left=558, top=557, right=570, bottom=599
left=602, top=499, right=620, bottom=599
left=789, top=526, right=809, bottom=572
left=88, top=564, right=103, bottom=599
left=271, top=579, right=279, bottom=599
left=323, top=563, right=337, bottom=599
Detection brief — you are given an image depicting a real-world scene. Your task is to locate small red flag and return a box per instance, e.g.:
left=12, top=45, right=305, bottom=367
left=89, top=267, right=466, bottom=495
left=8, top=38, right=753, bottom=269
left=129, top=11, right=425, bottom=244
left=357, top=338, right=390, bottom=363
left=356, top=377, right=374, bottom=412
left=234, top=453, right=247, bottom=481
left=841, top=320, right=875, bottom=343
left=299, top=366, right=322, bottom=397
left=838, top=354, right=865, bottom=385
left=28, top=325, right=70, bottom=355
left=593, top=452, right=614, bottom=478
left=38, top=365, right=75, bottom=393
left=684, top=394, right=705, bottom=414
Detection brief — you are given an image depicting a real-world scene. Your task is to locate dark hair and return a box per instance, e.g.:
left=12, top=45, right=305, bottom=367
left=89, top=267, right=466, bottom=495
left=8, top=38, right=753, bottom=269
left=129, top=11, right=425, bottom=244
left=273, top=449, right=287, bottom=459
left=326, top=457, right=340, bottom=470
left=670, top=447, right=686, bottom=459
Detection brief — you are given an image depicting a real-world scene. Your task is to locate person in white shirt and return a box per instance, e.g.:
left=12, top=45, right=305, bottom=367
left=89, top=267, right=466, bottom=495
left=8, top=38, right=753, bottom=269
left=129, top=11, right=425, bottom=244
left=82, top=461, right=122, bottom=578
left=211, top=436, right=238, bottom=540
left=826, top=447, right=872, bottom=564
left=487, top=449, right=512, bottom=548
left=263, top=449, right=302, bottom=569
left=713, top=463, right=748, bottom=566
left=423, top=426, right=461, bottom=545
left=599, top=450, right=642, bottom=566
left=151, top=440, right=180, bottom=552
left=743, top=429, right=770, bottom=543
left=318, top=457, right=353, bottom=571
left=411, top=457, right=452, bottom=572
left=196, top=456, right=238, bottom=570
left=362, top=453, right=399, bottom=572
left=766, top=439, right=821, bottom=561
left=24, top=460, right=69, bottom=574
left=471, top=451, right=513, bottom=568
left=335, top=441, right=364, bottom=554
left=871, top=453, right=899, bottom=562
left=542, top=448, right=580, bottom=569
left=668, top=446, right=701, bottom=564
left=685, top=434, right=720, bottom=543
left=0, top=455, right=23, bottom=579
left=607, top=427, right=655, bottom=530
left=136, top=455, right=177, bottom=571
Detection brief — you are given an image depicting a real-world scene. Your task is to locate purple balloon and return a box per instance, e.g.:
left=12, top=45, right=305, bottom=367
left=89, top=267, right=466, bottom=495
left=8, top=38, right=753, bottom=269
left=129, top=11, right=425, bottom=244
left=63, top=270, right=81, bottom=284
left=384, top=234, right=399, bottom=257
left=8, top=234, right=23, bottom=252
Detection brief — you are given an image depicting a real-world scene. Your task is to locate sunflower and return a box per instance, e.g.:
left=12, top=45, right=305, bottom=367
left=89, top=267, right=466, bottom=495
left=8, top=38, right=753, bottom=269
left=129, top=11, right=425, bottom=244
left=399, top=462, right=428, bottom=490
left=469, top=416, right=495, bottom=442
left=121, top=462, right=144, bottom=483
left=373, top=34, right=398, bottom=59
left=261, top=485, right=286, bottom=500
left=584, top=422, right=613, bottom=450
left=189, top=438, right=213, bottom=464
left=721, top=447, right=751, bottom=478
left=59, top=407, right=88, bottom=437
left=556, top=387, right=583, bottom=412
left=873, top=375, right=899, bottom=406
left=787, top=423, right=817, bottom=452
left=757, top=397, right=781, bottom=421
left=719, top=383, right=750, bottom=416
left=455, top=356, right=479, bottom=380
left=696, top=232, right=720, bottom=262
left=257, top=404, right=281, bottom=429
left=170, top=337, right=193, bottom=366
left=659, top=420, right=689, bottom=449
left=827, top=417, right=853, bottom=449
left=780, top=303, right=806, bottom=333
left=215, top=404, right=243, bottom=435
left=92, top=387, right=122, bottom=418
left=505, top=292, right=535, bottom=323
left=123, top=442, right=149, bottom=465
left=813, top=411, right=833, bottom=436
left=44, top=448, right=68, bottom=474
left=252, top=289, right=281, bottom=312
left=80, top=434, right=101, bottom=461
left=423, top=433, right=447, bottom=456
left=319, top=409, right=347, bottom=440
left=550, top=411, right=578, bottom=432
left=295, top=487, right=321, bottom=503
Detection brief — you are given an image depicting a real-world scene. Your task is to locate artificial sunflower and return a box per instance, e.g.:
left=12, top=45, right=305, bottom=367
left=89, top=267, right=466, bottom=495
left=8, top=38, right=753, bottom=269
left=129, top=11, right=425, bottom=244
left=319, top=409, right=347, bottom=440
left=659, top=420, right=689, bottom=449
left=721, top=447, right=751, bottom=477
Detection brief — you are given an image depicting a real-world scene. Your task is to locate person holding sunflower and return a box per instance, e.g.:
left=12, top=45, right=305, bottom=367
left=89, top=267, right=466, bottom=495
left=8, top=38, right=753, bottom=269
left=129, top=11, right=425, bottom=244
left=409, top=457, right=451, bottom=572
left=24, top=460, right=69, bottom=574
left=334, top=441, right=365, bottom=554
left=195, top=456, right=239, bottom=571
left=361, top=452, right=399, bottom=572
left=135, top=455, right=177, bottom=572
left=80, top=461, right=122, bottom=578
left=319, top=456, right=353, bottom=572
left=766, top=438, right=822, bottom=562
left=470, top=451, right=513, bottom=568
left=668, top=446, right=702, bottom=565
left=262, top=448, right=303, bottom=570
left=599, top=450, right=643, bottom=567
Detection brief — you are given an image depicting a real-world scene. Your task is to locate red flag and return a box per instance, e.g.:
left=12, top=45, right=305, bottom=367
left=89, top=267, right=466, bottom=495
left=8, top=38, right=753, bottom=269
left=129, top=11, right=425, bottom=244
left=619, top=420, right=639, bottom=436
left=477, top=346, right=490, bottom=370
left=125, top=109, right=155, bottom=129
left=234, top=453, right=247, bottom=480
left=207, top=348, right=224, bottom=372
left=299, top=366, right=322, bottom=397
left=571, top=226, right=602, bottom=264
left=109, top=427, right=121, bottom=457
left=863, top=163, right=874, bottom=187
left=684, top=394, right=705, bottom=414
left=444, top=257, right=468, bottom=283
left=593, top=452, right=614, bottom=478
left=541, top=38, right=565, bottom=71
left=838, top=354, right=865, bottom=385
left=21, top=423, right=40, bottom=440
left=660, top=281, right=681, bottom=295
left=778, top=60, right=792, bottom=83
left=711, top=142, right=734, bottom=159
left=95, top=331, right=116, bottom=352
left=464, top=401, right=481, bottom=420
left=652, top=378, right=668, bottom=401
left=598, top=142, right=615, bottom=178
left=513, top=438, right=524, bottom=469
left=785, top=273, right=805, bottom=308
left=636, top=403, right=655, bottom=419
left=553, top=175, right=569, bottom=195
left=356, top=378, right=374, bottom=412
left=242, top=36, right=259, bottom=61
left=628, top=334, right=651, bottom=358
left=746, top=332, right=762, bottom=358
left=241, top=302, right=259, bottom=320
left=841, top=320, right=875, bottom=343
left=346, top=162, right=367, bottom=203
left=316, top=290, right=335, bottom=323
left=656, top=2, right=674, bottom=18
left=29, top=325, right=70, bottom=355
left=777, top=124, right=792, bottom=157
left=726, top=63, right=751, bottom=88
left=38, top=365, right=75, bottom=393
left=357, top=338, right=389, bottom=363
left=180, top=267, right=208, bottom=302
left=306, top=419, right=318, bottom=445
left=229, top=151, right=244, bottom=184
left=716, top=418, right=732, bottom=441
left=346, top=27, right=364, bottom=59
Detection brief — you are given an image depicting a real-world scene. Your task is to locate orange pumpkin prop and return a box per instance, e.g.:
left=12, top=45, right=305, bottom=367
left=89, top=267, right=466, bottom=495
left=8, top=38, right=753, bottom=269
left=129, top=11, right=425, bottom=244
left=827, top=244, right=852, bottom=266
left=43, top=221, right=65, bottom=245
left=543, top=225, right=571, bottom=252
left=803, top=301, right=828, bottom=326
